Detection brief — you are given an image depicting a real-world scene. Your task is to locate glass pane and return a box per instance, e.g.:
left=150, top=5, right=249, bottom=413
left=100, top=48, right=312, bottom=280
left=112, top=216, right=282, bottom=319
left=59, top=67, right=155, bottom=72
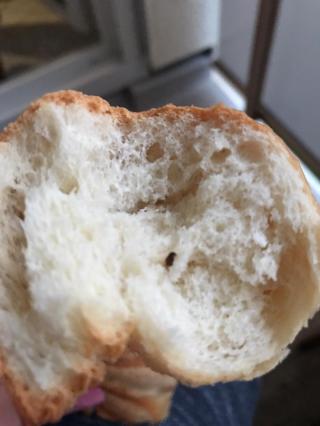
left=0, top=0, right=98, bottom=80
left=262, top=0, right=320, bottom=162
left=219, top=0, right=259, bottom=87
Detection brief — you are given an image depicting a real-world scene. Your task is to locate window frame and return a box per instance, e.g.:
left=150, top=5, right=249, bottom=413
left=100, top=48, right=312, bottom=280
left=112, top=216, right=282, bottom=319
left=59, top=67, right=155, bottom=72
left=0, top=0, right=148, bottom=129
left=217, top=0, right=320, bottom=177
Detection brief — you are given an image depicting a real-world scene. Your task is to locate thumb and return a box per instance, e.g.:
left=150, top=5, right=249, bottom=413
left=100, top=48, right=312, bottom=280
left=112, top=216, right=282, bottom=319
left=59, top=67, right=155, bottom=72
left=0, top=383, right=105, bottom=425
left=70, top=388, right=105, bottom=413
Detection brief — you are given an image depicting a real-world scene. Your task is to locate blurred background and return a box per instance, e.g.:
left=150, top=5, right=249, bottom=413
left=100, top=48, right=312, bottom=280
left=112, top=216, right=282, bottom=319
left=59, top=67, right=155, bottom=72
left=1, top=1, right=320, bottom=424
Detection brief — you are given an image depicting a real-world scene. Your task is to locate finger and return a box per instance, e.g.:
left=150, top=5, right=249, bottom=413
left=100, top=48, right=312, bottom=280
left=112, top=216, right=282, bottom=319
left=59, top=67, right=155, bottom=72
left=0, top=382, right=21, bottom=426
left=71, top=388, right=105, bottom=413
left=0, top=383, right=105, bottom=422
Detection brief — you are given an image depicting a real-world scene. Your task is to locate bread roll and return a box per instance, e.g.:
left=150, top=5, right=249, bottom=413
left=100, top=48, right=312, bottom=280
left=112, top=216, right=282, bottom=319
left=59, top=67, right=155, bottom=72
left=0, top=90, right=319, bottom=425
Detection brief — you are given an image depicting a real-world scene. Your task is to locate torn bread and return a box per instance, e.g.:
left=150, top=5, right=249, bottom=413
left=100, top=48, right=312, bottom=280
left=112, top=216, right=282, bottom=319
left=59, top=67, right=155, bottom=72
left=98, top=350, right=176, bottom=423
left=0, top=90, right=320, bottom=425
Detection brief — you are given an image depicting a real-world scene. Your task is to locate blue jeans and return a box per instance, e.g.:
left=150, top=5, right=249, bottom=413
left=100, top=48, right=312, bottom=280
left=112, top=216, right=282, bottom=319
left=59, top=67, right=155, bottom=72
left=54, top=381, right=260, bottom=426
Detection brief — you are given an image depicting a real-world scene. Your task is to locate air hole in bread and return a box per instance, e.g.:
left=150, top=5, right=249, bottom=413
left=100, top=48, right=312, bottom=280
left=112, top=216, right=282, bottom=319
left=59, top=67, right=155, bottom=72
left=186, top=170, right=203, bottom=196
left=211, top=148, right=231, bottom=164
left=207, top=342, right=219, bottom=351
left=168, top=163, right=183, bottom=184
left=156, top=169, right=203, bottom=207
left=31, top=155, right=45, bottom=170
left=58, top=175, right=79, bottom=194
left=267, top=213, right=275, bottom=231
left=188, top=146, right=202, bottom=164
left=146, top=143, right=164, bottom=162
left=216, top=223, right=226, bottom=233
left=231, top=198, right=242, bottom=210
left=237, top=140, right=265, bottom=163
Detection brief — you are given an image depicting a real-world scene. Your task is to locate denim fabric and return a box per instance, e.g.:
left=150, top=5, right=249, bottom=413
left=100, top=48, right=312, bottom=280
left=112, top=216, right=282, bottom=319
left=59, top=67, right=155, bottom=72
left=54, top=380, right=260, bottom=426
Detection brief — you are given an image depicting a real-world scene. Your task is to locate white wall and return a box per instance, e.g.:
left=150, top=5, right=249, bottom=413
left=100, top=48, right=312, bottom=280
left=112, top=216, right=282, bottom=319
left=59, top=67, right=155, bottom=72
left=144, top=0, right=220, bottom=69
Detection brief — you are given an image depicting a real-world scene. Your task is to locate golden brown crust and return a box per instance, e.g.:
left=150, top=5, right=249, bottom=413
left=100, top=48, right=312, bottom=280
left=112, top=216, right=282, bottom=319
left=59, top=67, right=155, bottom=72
left=1, top=90, right=320, bottom=424
left=0, top=321, right=133, bottom=425
left=0, top=352, right=106, bottom=426
left=0, top=89, right=265, bottom=143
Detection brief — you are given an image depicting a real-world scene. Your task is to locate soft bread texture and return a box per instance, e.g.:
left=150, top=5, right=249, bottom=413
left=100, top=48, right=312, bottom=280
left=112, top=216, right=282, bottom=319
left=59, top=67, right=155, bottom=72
left=98, top=350, right=176, bottom=423
left=0, top=90, right=320, bottom=425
